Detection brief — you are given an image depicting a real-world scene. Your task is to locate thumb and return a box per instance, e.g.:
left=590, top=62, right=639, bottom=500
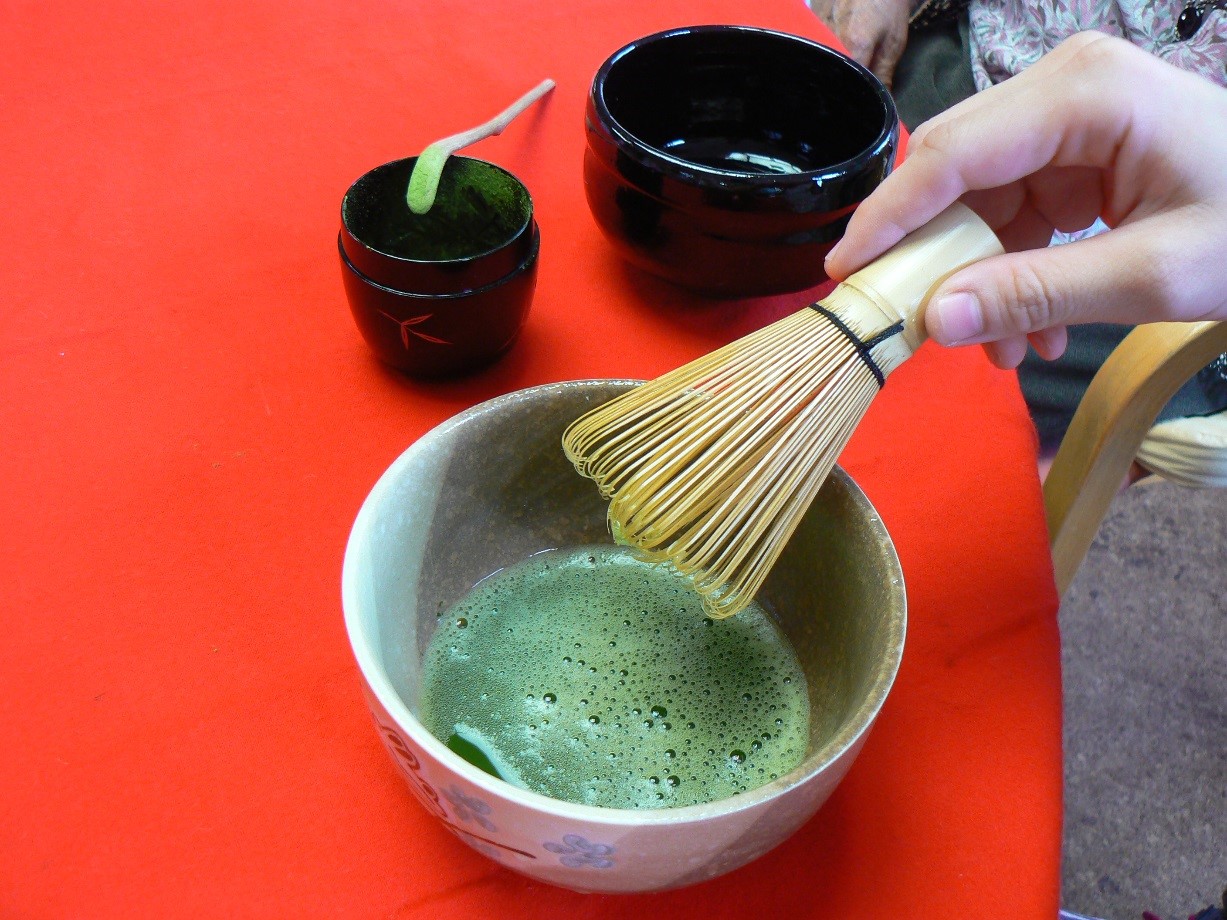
left=923, top=224, right=1171, bottom=346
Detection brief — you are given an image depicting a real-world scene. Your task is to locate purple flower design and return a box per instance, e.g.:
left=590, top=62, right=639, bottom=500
left=543, top=834, right=616, bottom=869
left=443, top=786, right=496, bottom=832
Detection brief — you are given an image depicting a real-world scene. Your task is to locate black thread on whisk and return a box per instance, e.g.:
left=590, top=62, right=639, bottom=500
left=810, top=304, right=903, bottom=388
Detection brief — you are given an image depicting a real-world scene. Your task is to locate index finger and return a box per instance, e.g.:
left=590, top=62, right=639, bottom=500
left=824, top=32, right=1134, bottom=278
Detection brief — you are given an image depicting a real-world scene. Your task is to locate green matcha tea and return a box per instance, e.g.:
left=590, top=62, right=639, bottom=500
left=419, top=546, right=810, bottom=809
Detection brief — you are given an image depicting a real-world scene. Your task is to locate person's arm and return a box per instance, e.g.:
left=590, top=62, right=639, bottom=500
left=825, top=32, right=1227, bottom=369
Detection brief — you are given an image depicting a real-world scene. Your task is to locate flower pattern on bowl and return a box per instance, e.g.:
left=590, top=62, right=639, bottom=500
left=443, top=785, right=496, bottom=832
left=543, top=834, right=616, bottom=869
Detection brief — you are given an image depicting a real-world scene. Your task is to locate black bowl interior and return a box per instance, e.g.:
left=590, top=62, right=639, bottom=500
left=599, top=28, right=891, bottom=175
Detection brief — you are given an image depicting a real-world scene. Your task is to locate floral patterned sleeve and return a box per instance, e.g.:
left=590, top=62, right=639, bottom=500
left=966, top=0, right=1227, bottom=92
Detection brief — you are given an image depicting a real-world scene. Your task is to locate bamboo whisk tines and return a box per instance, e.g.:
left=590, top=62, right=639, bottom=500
left=563, top=203, right=1004, bottom=619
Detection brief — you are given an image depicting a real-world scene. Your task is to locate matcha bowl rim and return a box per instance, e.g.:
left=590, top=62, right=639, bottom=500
left=341, top=379, right=906, bottom=889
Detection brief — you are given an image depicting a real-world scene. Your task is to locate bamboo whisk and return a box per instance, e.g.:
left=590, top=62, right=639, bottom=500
left=563, top=203, right=1004, bottom=618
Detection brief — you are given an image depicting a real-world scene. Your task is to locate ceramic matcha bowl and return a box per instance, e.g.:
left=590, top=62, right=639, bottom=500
left=341, top=380, right=905, bottom=892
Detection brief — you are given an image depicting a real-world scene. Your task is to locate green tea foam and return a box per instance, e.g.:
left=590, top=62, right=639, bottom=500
left=419, top=545, right=809, bottom=809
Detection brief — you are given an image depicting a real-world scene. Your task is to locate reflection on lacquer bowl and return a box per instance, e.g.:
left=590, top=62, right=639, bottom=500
left=585, top=25, right=898, bottom=298
left=341, top=380, right=906, bottom=892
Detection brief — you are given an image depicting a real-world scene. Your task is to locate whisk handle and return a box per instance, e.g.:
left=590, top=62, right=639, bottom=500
left=837, top=202, right=1004, bottom=354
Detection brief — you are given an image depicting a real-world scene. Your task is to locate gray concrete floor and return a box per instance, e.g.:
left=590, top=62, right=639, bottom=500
left=1059, top=480, right=1226, bottom=920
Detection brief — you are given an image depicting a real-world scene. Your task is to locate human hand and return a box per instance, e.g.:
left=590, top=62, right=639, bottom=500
left=824, top=32, right=1227, bottom=369
left=810, top=0, right=911, bottom=86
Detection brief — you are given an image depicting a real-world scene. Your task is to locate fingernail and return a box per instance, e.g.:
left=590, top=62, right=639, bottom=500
left=928, top=292, right=984, bottom=344
left=825, top=240, right=843, bottom=266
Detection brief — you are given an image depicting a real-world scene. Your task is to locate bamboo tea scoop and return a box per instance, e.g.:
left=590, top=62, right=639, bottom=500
left=406, top=78, right=555, bottom=215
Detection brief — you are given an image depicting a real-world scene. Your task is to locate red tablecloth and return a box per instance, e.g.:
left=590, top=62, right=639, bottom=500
left=1, top=2, right=1061, bottom=917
